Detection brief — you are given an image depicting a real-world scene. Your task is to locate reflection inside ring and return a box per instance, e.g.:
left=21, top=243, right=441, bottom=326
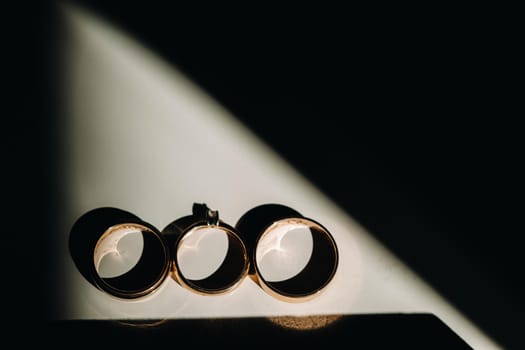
left=172, top=223, right=249, bottom=294
left=94, top=224, right=145, bottom=278
left=256, top=221, right=313, bottom=282
left=176, top=227, right=229, bottom=280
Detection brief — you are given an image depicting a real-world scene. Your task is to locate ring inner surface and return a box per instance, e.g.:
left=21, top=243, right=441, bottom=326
left=176, top=225, right=248, bottom=293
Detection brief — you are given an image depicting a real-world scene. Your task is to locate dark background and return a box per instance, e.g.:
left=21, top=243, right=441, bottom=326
left=14, top=1, right=524, bottom=349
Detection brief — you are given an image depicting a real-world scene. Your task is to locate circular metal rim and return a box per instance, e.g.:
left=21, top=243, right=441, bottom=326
left=171, top=223, right=250, bottom=296
left=252, top=217, right=339, bottom=303
left=91, top=221, right=171, bottom=300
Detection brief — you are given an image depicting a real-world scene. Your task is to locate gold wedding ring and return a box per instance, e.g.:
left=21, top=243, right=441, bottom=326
left=162, top=203, right=250, bottom=295
left=235, top=204, right=338, bottom=302
left=69, top=207, right=171, bottom=299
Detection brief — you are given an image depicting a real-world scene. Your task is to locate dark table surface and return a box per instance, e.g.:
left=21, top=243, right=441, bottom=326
left=40, top=314, right=472, bottom=349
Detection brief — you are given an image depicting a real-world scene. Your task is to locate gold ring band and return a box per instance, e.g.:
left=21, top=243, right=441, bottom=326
left=162, top=203, right=250, bottom=295
left=235, top=204, right=339, bottom=302
left=69, top=207, right=171, bottom=299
